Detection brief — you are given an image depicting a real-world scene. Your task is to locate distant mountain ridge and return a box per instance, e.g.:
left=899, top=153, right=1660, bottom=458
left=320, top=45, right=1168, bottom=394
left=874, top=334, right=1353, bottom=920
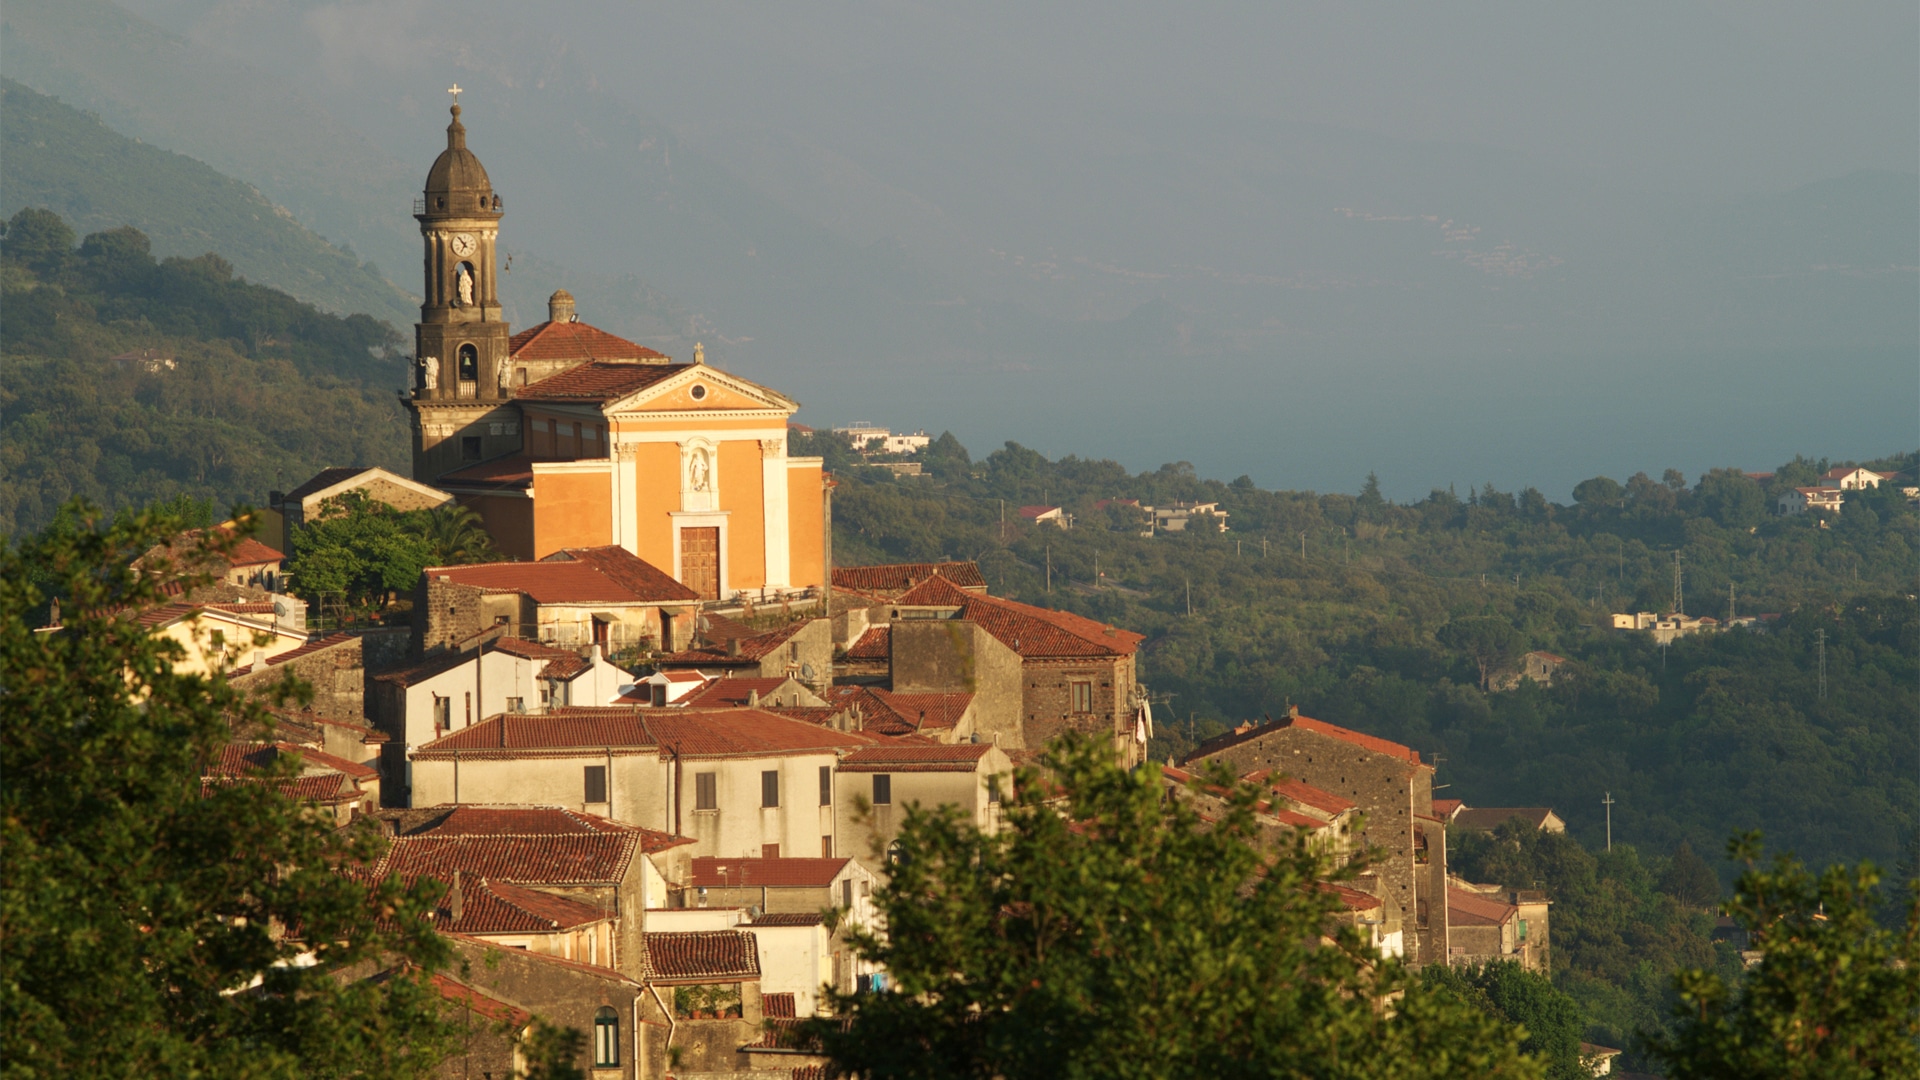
left=1, top=78, right=417, bottom=326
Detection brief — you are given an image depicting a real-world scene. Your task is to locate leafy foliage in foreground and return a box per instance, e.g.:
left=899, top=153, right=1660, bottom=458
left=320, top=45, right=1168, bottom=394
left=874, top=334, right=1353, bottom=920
left=1417, top=962, right=1588, bottom=1080
left=0, top=504, right=456, bottom=1075
left=0, top=208, right=410, bottom=537
left=287, top=493, right=497, bottom=611
left=1649, top=837, right=1920, bottom=1079
left=808, top=736, right=1543, bottom=1079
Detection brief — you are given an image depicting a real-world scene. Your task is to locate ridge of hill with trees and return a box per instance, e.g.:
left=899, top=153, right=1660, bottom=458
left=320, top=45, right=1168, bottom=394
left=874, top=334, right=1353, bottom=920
left=0, top=78, right=416, bottom=328
left=0, top=209, right=411, bottom=537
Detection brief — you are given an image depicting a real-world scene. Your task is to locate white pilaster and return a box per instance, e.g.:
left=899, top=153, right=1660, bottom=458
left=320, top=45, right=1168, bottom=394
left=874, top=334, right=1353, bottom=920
left=760, top=438, right=790, bottom=589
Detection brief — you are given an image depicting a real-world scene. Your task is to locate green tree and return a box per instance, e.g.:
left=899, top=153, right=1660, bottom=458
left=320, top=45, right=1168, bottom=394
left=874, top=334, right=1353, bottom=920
left=286, top=491, right=437, bottom=609
left=417, top=503, right=498, bottom=566
left=0, top=502, right=459, bottom=1074
left=1572, top=476, right=1625, bottom=509
left=1659, top=841, right=1721, bottom=909
left=1694, top=469, right=1766, bottom=528
left=807, top=736, right=1544, bottom=1079
left=1437, top=615, right=1523, bottom=689
left=1419, top=962, right=1587, bottom=1079
left=1648, top=835, right=1920, bottom=1079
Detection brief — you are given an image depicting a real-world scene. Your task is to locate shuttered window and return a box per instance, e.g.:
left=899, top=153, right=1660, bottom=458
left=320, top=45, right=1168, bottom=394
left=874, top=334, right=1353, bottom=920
left=819, top=765, right=833, bottom=806
left=762, top=770, right=780, bottom=808
left=583, top=766, right=607, bottom=803
left=872, top=774, right=892, bottom=806
left=695, top=772, right=717, bottom=811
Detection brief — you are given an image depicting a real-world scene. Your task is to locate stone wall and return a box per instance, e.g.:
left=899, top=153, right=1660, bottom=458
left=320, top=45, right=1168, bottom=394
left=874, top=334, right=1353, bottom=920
left=413, top=577, right=518, bottom=656
left=888, top=619, right=1025, bottom=748
left=231, top=635, right=364, bottom=723
left=1021, top=655, right=1134, bottom=752
left=444, top=937, right=653, bottom=1079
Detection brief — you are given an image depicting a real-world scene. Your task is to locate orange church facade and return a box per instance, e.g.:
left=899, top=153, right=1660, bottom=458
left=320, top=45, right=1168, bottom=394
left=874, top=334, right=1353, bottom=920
left=402, top=105, right=826, bottom=599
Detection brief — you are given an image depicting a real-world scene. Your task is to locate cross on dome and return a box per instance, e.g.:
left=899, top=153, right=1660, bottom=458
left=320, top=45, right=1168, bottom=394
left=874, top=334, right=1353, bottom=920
left=448, top=83, right=463, bottom=104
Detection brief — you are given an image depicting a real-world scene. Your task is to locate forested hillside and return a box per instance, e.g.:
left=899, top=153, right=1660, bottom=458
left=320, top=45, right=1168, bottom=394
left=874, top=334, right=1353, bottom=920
left=0, top=209, right=410, bottom=536
left=0, top=79, right=416, bottom=327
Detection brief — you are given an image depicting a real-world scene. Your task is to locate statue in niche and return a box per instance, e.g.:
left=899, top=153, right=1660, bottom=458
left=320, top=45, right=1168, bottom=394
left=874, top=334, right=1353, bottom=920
left=496, top=360, right=512, bottom=391
left=420, top=356, right=438, bottom=391
left=455, top=264, right=474, bottom=308
left=688, top=450, right=711, bottom=492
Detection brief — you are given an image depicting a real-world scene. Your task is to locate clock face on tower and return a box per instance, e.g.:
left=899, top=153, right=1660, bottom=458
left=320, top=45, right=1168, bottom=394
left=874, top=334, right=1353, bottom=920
left=449, top=233, right=476, bottom=258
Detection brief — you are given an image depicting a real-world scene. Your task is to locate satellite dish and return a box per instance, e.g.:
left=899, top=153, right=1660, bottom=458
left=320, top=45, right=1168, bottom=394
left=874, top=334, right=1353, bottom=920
left=694, top=614, right=711, bottom=634
left=801, top=662, right=816, bottom=680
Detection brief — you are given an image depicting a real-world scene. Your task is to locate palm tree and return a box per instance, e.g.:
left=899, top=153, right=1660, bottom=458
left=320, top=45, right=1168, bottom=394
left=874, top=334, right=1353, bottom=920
left=415, top=504, right=498, bottom=565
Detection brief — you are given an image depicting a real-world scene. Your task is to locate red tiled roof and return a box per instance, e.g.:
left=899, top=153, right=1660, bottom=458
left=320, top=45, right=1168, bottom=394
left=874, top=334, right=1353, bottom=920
left=421, top=875, right=612, bottom=934
left=845, top=626, right=890, bottom=660
left=684, top=678, right=807, bottom=708
left=487, top=637, right=581, bottom=661
left=231, top=631, right=354, bottom=679
left=1432, top=798, right=1464, bottom=818
left=225, top=537, right=285, bottom=565
left=414, top=708, right=863, bottom=760
left=427, top=973, right=533, bottom=1027
left=516, top=360, right=687, bottom=403
left=645, top=930, right=761, bottom=982
left=420, top=806, right=694, bottom=854
left=1319, top=882, right=1383, bottom=912
left=543, top=546, right=700, bottom=603
left=132, top=601, right=204, bottom=629
left=378, top=833, right=638, bottom=887
left=750, top=913, right=825, bottom=929
left=1185, top=714, right=1422, bottom=768
left=831, top=562, right=986, bottom=595
left=836, top=743, right=993, bottom=773
left=427, top=551, right=694, bottom=604
left=438, top=454, right=539, bottom=490
left=691, top=857, right=849, bottom=888
left=1448, top=886, right=1517, bottom=927
left=656, top=620, right=814, bottom=668
left=1452, top=807, right=1560, bottom=831
left=210, top=741, right=377, bottom=782
left=825, top=687, right=974, bottom=736
left=1017, top=505, right=1059, bottom=519
left=1266, top=777, right=1356, bottom=815
left=541, top=655, right=592, bottom=681
left=892, top=576, right=1143, bottom=659
left=762, top=991, right=798, bottom=1017
left=509, top=320, right=669, bottom=363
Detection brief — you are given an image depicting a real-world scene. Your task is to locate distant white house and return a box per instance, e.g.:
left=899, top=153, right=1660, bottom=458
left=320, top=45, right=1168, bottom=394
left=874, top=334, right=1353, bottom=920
left=1150, top=501, right=1229, bottom=534
left=831, top=423, right=931, bottom=456
left=1777, top=486, right=1844, bottom=516
left=1818, top=466, right=1897, bottom=491
left=1018, top=505, right=1071, bottom=529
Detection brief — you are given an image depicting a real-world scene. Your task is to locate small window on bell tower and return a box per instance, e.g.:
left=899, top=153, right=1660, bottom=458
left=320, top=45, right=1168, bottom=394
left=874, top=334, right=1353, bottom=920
left=458, top=344, right=478, bottom=382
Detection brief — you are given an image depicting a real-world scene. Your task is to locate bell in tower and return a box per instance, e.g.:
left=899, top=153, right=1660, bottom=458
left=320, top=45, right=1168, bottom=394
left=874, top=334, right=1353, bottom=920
left=406, top=91, right=522, bottom=482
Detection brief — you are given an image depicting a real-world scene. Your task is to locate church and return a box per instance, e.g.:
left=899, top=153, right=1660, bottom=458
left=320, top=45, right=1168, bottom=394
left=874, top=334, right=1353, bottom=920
left=403, top=101, right=827, bottom=600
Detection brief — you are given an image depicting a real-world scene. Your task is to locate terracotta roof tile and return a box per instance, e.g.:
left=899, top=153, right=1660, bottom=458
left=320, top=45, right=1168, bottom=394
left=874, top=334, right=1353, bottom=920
left=231, top=632, right=353, bottom=680
left=509, top=320, right=668, bottom=363
left=414, top=708, right=864, bottom=759
left=892, top=577, right=1143, bottom=658
left=540, top=655, right=592, bottom=681
left=836, top=743, right=993, bottom=773
left=691, top=857, right=849, bottom=888
left=657, top=620, right=814, bottom=668
left=645, top=930, right=761, bottom=982
left=1452, top=807, right=1560, bottom=831
left=844, top=626, right=890, bottom=660
left=1319, top=882, right=1384, bottom=912
left=438, top=454, right=537, bottom=489
left=1183, top=714, right=1423, bottom=768
left=825, top=687, right=973, bottom=736
left=515, top=360, right=687, bottom=403
left=487, top=637, right=582, bottom=661
left=1264, top=777, right=1356, bottom=816
left=543, top=546, right=700, bottom=603
left=426, top=973, right=533, bottom=1026
left=761, top=991, right=798, bottom=1017
left=419, top=875, right=612, bottom=934
left=378, top=833, right=638, bottom=887
left=426, top=551, right=694, bottom=604
left=684, top=678, right=809, bottom=708
left=750, top=913, right=824, bottom=929
left=831, top=562, right=985, bottom=595
left=1447, top=886, right=1517, bottom=927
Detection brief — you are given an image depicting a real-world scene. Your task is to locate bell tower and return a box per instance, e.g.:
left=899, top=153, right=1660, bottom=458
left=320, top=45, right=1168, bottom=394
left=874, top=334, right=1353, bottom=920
left=407, top=91, right=520, bottom=481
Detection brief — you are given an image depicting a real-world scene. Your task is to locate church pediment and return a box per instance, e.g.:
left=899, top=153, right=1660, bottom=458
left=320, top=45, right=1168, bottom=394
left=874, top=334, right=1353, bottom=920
left=603, top=365, right=797, bottom=416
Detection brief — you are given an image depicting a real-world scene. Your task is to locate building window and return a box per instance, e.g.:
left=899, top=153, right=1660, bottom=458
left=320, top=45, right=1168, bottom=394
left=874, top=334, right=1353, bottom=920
left=1071, top=680, right=1093, bottom=714
left=650, top=683, right=667, bottom=707
left=819, top=765, right=832, bottom=806
left=593, top=1007, right=619, bottom=1067
left=504, top=696, right=524, bottom=713
left=1518, top=919, right=1528, bottom=941
left=762, top=770, right=780, bottom=808
left=1414, top=832, right=1431, bottom=865
left=584, top=765, right=608, bottom=804
left=822, top=835, right=834, bottom=857
left=872, top=774, right=892, bottom=806
left=842, top=879, right=853, bottom=908
left=695, top=772, right=717, bottom=811
left=432, top=695, right=451, bottom=733
left=460, top=436, right=482, bottom=461
left=987, top=777, right=1001, bottom=804
left=763, top=843, right=781, bottom=858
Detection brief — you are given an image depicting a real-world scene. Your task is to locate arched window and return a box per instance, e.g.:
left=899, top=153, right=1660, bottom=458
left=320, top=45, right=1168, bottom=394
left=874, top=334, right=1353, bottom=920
left=593, top=1006, right=619, bottom=1066
left=457, top=344, right=478, bottom=382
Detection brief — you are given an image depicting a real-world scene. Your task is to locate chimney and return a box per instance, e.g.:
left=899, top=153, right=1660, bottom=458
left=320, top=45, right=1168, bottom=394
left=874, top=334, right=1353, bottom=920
left=1286, top=704, right=1300, bottom=718
left=727, top=637, right=741, bottom=657
left=548, top=289, right=576, bottom=324
left=747, top=688, right=760, bottom=707
left=447, top=870, right=465, bottom=923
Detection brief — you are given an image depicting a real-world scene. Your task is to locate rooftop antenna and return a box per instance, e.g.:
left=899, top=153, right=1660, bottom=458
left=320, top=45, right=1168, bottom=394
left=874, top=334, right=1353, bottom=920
left=1602, top=791, right=1616, bottom=852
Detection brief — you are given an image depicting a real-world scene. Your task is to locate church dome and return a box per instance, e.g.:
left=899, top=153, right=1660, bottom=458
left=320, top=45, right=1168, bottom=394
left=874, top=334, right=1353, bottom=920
left=424, top=104, right=497, bottom=209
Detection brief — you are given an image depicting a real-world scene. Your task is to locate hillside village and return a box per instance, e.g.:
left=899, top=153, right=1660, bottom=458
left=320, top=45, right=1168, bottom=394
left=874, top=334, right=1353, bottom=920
left=54, top=102, right=1629, bottom=1079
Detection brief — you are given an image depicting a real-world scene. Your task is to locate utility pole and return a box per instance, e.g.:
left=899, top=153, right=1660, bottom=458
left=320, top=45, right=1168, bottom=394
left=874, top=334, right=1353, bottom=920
left=1237, top=539, right=1242, bottom=557
left=1262, top=538, right=1268, bottom=559
left=1672, top=551, right=1684, bottom=615
left=1300, top=532, right=1307, bottom=561
left=1046, top=545, right=1052, bottom=594
left=1816, top=628, right=1827, bottom=701
left=1602, top=791, right=1615, bottom=852
left=999, top=499, right=1005, bottom=544
left=1728, top=582, right=1736, bottom=625
left=1185, top=577, right=1192, bottom=617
